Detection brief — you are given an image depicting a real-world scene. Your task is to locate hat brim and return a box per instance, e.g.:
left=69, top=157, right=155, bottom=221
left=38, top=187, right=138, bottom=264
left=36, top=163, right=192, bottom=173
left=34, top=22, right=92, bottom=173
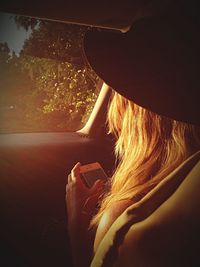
left=84, top=17, right=200, bottom=125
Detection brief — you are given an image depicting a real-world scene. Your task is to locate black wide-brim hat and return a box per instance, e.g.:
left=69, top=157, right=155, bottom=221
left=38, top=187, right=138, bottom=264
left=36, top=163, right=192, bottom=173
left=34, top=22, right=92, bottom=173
left=84, top=12, right=200, bottom=126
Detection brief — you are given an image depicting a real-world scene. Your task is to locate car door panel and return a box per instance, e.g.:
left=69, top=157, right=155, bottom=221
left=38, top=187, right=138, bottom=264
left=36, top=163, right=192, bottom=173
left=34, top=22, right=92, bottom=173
left=0, top=132, right=115, bottom=267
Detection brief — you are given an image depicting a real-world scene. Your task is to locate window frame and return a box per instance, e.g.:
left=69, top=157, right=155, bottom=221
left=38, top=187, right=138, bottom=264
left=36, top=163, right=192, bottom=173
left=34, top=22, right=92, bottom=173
left=78, top=83, right=112, bottom=138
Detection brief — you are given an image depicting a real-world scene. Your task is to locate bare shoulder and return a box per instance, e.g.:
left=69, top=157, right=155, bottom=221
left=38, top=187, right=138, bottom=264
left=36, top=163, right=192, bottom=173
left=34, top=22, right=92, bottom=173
left=116, top=160, right=200, bottom=266
left=93, top=199, right=134, bottom=252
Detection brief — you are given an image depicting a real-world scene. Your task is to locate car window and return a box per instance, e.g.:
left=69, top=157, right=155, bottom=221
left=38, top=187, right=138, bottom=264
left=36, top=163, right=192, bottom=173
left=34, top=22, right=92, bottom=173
left=0, top=12, right=101, bottom=133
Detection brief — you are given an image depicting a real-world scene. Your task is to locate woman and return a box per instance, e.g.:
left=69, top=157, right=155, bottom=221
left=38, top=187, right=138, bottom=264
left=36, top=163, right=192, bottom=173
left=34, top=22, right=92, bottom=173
left=66, top=91, right=200, bottom=267
left=66, top=2, right=200, bottom=266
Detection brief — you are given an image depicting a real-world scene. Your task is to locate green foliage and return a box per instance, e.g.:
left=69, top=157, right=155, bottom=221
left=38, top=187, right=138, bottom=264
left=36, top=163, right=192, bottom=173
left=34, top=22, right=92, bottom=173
left=0, top=16, right=100, bottom=132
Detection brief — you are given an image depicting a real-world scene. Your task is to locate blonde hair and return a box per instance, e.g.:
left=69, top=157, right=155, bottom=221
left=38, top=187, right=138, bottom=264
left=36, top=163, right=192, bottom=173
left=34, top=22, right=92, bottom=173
left=92, top=91, right=200, bottom=226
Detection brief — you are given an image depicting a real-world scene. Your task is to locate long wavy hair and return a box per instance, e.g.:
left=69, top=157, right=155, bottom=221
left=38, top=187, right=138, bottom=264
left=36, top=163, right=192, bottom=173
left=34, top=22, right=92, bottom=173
left=91, top=90, right=200, bottom=227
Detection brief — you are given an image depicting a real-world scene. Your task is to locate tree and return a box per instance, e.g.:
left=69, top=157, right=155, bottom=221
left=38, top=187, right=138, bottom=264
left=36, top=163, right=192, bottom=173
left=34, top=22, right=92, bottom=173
left=0, top=15, right=100, bottom=132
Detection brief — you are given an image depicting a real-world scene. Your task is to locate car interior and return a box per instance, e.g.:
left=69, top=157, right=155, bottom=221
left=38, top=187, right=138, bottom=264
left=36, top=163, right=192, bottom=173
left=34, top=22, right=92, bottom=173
left=0, top=1, right=200, bottom=267
left=0, top=2, right=121, bottom=266
left=0, top=86, right=115, bottom=267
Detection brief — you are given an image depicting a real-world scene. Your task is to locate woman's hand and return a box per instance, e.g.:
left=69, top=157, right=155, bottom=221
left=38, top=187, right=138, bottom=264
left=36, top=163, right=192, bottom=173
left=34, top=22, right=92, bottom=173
left=66, top=162, right=104, bottom=234
left=66, top=162, right=104, bottom=267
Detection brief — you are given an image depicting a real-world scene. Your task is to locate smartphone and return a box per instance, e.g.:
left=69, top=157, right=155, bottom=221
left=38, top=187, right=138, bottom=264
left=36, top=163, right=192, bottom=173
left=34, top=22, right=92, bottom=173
left=80, top=162, right=108, bottom=188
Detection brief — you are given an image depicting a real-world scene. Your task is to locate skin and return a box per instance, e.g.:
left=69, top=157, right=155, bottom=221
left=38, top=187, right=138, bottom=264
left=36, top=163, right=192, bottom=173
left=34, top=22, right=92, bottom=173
left=116, top=160, right=200, bottom=267
left=91, top=152, right=200, bottom=267
left=67, top=153, right=200, bottom=267
left=94, top=199, right=134, bottom=253
left=66, top=162, right=104, bottom=267
left=66, top=163, right=132, bottom=267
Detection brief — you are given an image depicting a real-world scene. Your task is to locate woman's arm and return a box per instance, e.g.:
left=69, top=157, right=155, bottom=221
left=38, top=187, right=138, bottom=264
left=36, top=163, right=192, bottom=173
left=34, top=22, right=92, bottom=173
left=66, top=163, right=104, bottom=267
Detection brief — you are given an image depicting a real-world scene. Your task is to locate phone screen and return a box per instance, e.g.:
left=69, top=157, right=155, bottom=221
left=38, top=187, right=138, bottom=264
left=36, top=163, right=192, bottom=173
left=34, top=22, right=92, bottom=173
left=80, top=162, right=107, bottom=187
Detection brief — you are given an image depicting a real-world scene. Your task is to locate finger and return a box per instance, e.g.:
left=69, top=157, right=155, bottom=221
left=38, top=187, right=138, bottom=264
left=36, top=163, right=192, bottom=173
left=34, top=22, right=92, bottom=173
left=66, top=183, right=69, bottom=193
left=67, top=162, right=80, bottom=182
left=66, top=173, right=73, bottom=194
left=67, top=173, right=72, bottom=183
left=72, top=162, right=81, bottom=172
left=66, top=182, right=71, bottom=194
left=71, top=162, right=81, bottom=182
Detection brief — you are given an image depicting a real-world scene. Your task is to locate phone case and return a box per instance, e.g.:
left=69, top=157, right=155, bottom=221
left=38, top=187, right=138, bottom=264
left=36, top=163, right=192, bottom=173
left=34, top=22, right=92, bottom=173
left=80, top=162, right=107, bottom=187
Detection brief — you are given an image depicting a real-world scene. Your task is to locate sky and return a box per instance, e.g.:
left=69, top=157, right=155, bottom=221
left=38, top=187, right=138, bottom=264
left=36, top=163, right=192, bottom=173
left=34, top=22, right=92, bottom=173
left=0, top=12, right=32, bottom=55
